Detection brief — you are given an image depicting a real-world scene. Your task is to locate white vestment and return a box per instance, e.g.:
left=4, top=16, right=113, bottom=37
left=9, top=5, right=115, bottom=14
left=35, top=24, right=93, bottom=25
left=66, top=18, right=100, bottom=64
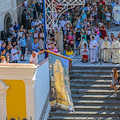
left=98, top=38, right=104, bottom=59
left=112, top=40, right=120, bottom=63
left=113, top=5, right=120, bottom=23
left=79, top=40, right=88, bottom=58
left=89, top=40, right=98, bottom=63
left=94, top=35, right=100, bottom=57
left=101, top=41, right=111, bottom=62
left=94, top=35, right=100, bottom=43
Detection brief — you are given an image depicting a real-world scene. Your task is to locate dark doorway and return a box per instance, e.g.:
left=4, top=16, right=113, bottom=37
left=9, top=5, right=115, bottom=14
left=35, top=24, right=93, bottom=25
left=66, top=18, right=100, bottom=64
left=4, top=13, right=12, bottom=32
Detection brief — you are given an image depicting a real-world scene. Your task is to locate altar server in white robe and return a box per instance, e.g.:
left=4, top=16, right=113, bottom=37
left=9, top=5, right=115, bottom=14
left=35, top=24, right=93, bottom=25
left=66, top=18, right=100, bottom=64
left=112, top=38, right=120, bottom=63
left=79, top=37, right=88, bottom=58
left=94, top=31, right=100, bottom=58
left=98, top=36, right=104, bottom=59
left=113, top=3, right=120, bottom=26
left=89, top=36, right=98, bottom=63
left=101, top=37, right=111, bottom=62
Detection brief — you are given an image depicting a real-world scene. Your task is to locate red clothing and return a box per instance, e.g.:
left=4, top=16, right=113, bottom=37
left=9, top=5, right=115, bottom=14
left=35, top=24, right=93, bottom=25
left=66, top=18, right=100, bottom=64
left=82, top=55, right=88, bottom=61
left=82, top=47, right=88, bottom=61
left=100, top=25, right=107, bottom=39
left=98, top=1, right=105, bottom=5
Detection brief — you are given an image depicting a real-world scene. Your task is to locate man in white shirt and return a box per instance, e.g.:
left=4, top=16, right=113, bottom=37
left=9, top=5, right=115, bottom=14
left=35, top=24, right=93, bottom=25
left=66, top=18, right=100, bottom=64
left=24, top=0, right=28, bottom=9
left=18, top=29, right=23, bottom=38
left=30, top=50, right=44, bottom=65
left=59, top=17, right=65, bottom=28
left=11, top=45, right=20, bottom=63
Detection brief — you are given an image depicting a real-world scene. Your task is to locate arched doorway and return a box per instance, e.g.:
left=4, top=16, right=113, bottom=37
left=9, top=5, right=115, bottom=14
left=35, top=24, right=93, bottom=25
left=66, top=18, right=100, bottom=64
left=4, top=13, right=12, bottom=32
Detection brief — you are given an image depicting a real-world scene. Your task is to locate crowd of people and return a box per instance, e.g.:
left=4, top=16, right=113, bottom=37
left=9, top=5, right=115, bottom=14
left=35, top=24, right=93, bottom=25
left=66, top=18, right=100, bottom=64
left=0, top=0, right=59, bottom=64
left=55, top=0, right=120, bottom=64
left=1, top=0, right=120, bottom=64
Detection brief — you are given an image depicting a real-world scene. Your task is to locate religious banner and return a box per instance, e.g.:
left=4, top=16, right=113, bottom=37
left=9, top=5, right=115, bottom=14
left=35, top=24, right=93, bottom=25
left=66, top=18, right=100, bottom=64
left=49, top=53, right=74, bottom=112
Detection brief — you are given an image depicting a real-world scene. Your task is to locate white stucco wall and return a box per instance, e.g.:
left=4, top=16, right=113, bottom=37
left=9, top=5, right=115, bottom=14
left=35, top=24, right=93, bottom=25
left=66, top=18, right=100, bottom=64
left=0, top=0, right=17, bottom=31
left=34, top=60, right=50, bottom=120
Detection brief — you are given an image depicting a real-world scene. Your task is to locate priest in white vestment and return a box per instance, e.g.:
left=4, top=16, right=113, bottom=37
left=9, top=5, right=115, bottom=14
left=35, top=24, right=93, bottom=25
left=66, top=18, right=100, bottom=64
left=112, top=39, right=120, bottom=63
left=101, top=37, right=111, bottom=62
left=79, top=37, right=88, bottom=58
left=113, top=3, right=120, bottom=26
left=89, top=36, right=98, bottom=63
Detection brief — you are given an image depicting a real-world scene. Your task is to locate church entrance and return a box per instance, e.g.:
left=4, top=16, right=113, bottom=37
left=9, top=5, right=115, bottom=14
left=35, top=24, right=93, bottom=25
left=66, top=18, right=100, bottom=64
left=4, top=13, right=12, bottom=32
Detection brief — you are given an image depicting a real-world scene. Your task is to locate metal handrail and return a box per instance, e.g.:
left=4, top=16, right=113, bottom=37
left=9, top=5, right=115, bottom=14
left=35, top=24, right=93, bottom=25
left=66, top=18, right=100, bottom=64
left=100, top=48, right=120, bottom=65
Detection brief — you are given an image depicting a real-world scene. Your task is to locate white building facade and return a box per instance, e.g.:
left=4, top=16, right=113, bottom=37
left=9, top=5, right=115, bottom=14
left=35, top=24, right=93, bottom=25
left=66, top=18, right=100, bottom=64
left=0, top=0, right=18, bottom=32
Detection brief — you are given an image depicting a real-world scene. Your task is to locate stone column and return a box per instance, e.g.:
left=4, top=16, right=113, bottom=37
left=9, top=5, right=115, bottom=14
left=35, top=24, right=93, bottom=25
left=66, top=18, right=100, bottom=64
left=55, top=31, right=63, bottom=54
left=24, top=80, right=35, bottom=120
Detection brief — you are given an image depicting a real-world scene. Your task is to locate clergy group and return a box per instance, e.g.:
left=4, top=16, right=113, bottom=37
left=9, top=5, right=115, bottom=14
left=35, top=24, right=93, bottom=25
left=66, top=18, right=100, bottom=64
left=79, top=31, right=120, bottom=64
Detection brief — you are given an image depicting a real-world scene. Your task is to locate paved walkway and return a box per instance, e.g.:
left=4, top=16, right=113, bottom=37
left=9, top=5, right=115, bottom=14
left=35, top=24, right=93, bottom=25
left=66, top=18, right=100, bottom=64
left=72, top=58, right=120, bottom=67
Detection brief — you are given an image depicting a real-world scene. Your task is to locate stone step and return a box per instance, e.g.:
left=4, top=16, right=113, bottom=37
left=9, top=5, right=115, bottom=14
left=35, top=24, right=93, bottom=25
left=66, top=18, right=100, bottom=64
left=70, top=74, right=112, bottom=79
left=70, top=69, right=120, bottom=73
left=70, top=79, right=112, bottom=84
left=73, top=99, right=120, bottom=106
left=49, top=111, right=120, bottom=117
left=51, top=105, right=120, bottom=111
left=48, top=116, right=120, bottom=120
left=70, top=70, right=120, bottom=75
left=70, top=84, right=120, bottom=89
left=71, top=66, right=120, bottom=70
left=72, top=94, right=120, bottom=100
left=71, top=89, right=120, bottom=95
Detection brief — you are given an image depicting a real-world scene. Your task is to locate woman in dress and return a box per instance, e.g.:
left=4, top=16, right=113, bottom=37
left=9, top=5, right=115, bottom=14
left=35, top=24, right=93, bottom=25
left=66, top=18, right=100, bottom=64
left=111, top=68, right=118, bottom=97
left=101, top=5, right=106, bottom=23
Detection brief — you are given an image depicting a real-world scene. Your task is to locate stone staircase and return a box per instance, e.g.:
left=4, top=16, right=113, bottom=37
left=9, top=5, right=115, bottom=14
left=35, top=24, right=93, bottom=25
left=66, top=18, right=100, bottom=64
left=48, top=66, right=120, bottom=120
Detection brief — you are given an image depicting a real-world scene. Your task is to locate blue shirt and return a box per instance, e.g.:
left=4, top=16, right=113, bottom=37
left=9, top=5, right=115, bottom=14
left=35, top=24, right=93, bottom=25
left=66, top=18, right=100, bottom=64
left=111, top=2, right=116, bottom=8
left=13, top=25, right=20, bottom=31
left=83, top=7, right=88, bottom=12
left=30, top=29, right=35, bottom=33
left=1, top=47, right=5, bottom=51
left=32, top=42, right=39, bottom=52
left=0, top=47, right=5, bottom=54
left=19, top=38, right=26, bottom=47
left=41, top=18, right=44, bottom=24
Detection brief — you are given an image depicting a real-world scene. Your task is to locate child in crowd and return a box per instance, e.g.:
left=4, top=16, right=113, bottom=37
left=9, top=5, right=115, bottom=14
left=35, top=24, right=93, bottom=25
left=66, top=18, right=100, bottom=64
left=66, top=45, right=74, bottom=58
left=81, top=43, right=88, bottom=62
left=52, top=44, right=58, bottom=53
left=106, top=10, right=111, bottom=29
left=1, top=56, right=9, bottom=63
